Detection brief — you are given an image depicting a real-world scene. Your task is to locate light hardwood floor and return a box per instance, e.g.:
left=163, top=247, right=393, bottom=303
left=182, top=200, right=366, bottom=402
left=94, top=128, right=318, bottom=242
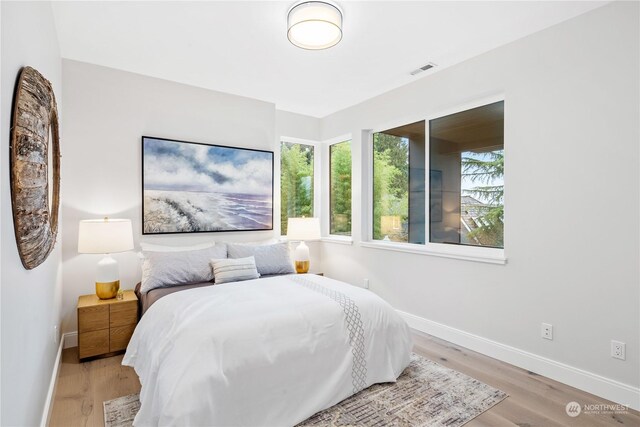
left=49, top=331, right=639, bottom=426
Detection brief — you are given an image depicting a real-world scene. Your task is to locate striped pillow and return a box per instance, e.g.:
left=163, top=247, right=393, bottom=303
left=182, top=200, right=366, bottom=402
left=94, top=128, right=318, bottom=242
left=211, top=256, right=260, bottom=284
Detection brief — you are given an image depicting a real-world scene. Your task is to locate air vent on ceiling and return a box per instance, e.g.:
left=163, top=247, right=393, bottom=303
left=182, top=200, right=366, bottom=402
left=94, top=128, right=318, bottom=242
left=410, top=62, right=437, bottom=76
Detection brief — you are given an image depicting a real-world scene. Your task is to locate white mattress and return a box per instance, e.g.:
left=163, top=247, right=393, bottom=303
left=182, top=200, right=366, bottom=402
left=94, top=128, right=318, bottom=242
left=123, top=274, right=412, bottom=426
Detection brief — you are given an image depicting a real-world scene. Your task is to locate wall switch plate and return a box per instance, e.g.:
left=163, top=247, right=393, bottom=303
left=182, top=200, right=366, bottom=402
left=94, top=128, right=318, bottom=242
left=363, top=278, right=370, bottom=289
left=541, top=323, right=553, bottom=340
left=611, top=341, right=626, bottom=360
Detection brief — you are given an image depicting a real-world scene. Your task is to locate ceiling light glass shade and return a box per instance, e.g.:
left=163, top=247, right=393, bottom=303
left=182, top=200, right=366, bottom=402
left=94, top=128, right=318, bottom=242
left=287, top=1, right=343, bottom=50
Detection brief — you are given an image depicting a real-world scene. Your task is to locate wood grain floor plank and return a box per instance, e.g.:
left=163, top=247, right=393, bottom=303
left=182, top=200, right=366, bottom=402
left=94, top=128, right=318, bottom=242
left=50, top=348, right=140, bottom=427
left=467, top=410, right=519, bottom=427
left=412, top=331, right=639, bottom=427
left=49, top=331, right=639, bottom=426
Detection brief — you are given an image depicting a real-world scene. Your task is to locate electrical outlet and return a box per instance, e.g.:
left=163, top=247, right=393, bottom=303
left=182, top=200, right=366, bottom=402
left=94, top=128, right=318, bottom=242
left=541, top=323, right=553, bottom=340
left=363, top=278, right=370, bottom=289
left=53, top=325, right=59, bottom=345
left=611, top=341, right=626, bottom=360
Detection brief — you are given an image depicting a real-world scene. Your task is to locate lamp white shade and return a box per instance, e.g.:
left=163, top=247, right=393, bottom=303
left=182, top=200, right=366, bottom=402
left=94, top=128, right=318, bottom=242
left=78, top=218, right=134, bottom=254
left=287, top=1, right=343, bottom=50
left=287, top=217, right=321, bottom=241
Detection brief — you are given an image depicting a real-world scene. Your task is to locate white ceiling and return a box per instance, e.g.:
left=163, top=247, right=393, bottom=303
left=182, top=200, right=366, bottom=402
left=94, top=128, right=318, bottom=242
left=52, top=1, right=607, bottom=118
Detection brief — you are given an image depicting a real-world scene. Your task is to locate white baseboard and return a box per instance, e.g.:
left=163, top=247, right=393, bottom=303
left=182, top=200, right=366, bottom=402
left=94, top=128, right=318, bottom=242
left=40, top=332, right=79, bottom=425
left=63, top=331, right=78, bottom=349
left=40, top=336, right=64, bottom=427
left=398, top=310, right=640, bottom=411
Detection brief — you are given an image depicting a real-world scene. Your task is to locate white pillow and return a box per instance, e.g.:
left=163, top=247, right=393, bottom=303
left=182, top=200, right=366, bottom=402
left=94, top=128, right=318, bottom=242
left=227, top=242, right=295, bottom=275
left=140, top=244, right=227, bottom=293
left=140, top=241, right=215, bottom=252
left=221, top=238, right=280, bottom=246
left=211, top=256, right=260, bottom=284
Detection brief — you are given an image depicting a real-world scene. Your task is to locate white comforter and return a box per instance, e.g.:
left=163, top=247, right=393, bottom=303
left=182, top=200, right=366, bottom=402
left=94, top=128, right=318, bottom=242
left=123, top=274, right=412, bottom=426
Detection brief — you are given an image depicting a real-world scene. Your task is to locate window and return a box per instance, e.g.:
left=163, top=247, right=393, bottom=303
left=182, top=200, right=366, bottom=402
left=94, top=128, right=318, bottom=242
left=280, top=141, right=314, bottom=235
left=329, top=140, right=352, bottom=236
left=429, top=101, right=504, bottom=248
left=372, top=121, right=425, bottom=244
left=370, top=100, right=504, bottom=252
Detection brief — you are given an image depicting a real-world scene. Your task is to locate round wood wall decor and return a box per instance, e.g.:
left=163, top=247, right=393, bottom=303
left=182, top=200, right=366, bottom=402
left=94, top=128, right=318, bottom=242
left=10, top=66, right=61, bottom=270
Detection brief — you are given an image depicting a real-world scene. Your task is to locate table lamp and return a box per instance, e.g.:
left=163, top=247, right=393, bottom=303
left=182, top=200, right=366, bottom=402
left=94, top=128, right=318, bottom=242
left=78, top=217, right=134, bottom=299
left=287, top=217, right=321, bottom=274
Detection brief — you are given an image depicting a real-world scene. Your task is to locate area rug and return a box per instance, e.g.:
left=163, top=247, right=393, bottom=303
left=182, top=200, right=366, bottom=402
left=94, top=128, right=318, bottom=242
left=104, top=354, right=507, bottom=427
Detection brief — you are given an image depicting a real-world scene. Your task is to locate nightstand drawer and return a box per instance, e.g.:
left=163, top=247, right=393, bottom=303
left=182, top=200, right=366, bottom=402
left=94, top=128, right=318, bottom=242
left=77, top=290, right=138, bottom=361
left=110, top=301, right=137, bottom=327
left=110, top=324, right=136, bottom=352
left=78, top=305, right=109, bottom=332
left=79, top=329, right=109, bottom=359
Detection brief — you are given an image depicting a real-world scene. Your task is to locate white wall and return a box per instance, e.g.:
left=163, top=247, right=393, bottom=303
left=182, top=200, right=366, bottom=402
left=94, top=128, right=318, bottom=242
left=0, top=2, right=64, bottom=426
left=61, top=60, right=322, bottom=333
left=276, top=110, right=321, bottom=142
left=320, top=0, right=639, bottom=403
left=61, top=60, right=276, bottom=331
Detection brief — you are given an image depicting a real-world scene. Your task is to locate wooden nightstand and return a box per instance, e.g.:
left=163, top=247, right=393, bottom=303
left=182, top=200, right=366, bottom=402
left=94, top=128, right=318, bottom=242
left=77, top=290, right=138, bottom=361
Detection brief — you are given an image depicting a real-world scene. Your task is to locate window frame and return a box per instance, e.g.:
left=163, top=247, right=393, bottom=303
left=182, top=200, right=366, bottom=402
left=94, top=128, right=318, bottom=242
left=328, top=138, right=353, bottom=238
left=321, top=134, right=353, bottom=243
left=365, top=95, right=506, bottom=264
left=280, top=137, right=321, bottom=236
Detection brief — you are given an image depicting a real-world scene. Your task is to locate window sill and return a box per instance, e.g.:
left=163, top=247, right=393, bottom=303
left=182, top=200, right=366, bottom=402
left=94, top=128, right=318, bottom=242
left=321, top=236, right=353, bottom=245
left=359, top=241, right=507, bottom=265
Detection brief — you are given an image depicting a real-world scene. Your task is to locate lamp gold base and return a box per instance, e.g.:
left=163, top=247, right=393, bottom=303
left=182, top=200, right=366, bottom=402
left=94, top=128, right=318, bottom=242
left=295, top=261, right=310, bottom=274
left=96, top=280, right=120, bottom=299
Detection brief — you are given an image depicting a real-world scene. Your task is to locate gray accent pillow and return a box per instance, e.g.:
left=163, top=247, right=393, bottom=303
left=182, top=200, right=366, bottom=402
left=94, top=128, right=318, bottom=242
left=227, top=242, right=295, bottom=275
left=211, top=256, right=260, bottom=284
left=140, top=244, right=227, bottom=294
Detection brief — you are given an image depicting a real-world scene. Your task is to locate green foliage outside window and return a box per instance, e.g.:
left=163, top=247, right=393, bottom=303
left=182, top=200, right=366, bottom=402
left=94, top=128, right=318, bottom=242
left=330, top=141, right=352, bottom=235
left=372, top=133, right=409, bottom=242
left=280, top=142, right=313, bottom=235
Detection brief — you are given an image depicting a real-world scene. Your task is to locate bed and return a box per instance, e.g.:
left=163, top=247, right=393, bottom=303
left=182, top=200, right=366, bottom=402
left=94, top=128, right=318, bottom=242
left=123, top=273, right=412, bottom=426
left=133, top=274, right=286, bottom=316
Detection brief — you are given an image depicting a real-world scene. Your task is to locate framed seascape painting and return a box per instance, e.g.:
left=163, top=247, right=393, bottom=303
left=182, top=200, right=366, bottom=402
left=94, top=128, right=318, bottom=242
left=142, top=136, right=274, bottom=234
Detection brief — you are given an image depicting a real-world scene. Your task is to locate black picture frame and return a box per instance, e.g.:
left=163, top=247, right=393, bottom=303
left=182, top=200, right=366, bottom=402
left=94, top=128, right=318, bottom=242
left=141, top=135, right=274, bottom=235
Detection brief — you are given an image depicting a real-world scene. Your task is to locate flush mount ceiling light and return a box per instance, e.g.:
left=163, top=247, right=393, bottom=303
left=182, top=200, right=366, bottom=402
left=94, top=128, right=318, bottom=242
left=287, top=1, right=343, bottom=50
